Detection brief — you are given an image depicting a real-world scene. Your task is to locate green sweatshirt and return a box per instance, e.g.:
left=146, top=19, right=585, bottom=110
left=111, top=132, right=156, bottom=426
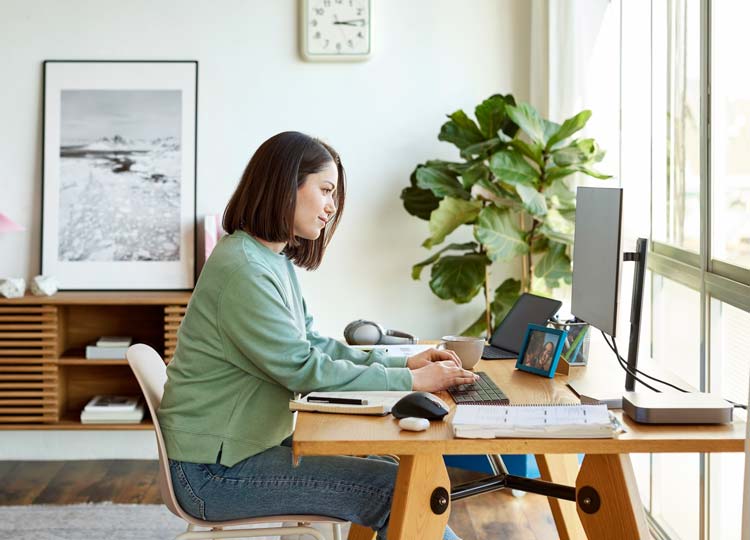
left=158, top=231, right=413, bottom=466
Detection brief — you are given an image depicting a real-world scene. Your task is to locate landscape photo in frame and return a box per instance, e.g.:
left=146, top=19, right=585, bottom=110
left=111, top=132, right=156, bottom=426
left=42, top=61, right=197, bottom=290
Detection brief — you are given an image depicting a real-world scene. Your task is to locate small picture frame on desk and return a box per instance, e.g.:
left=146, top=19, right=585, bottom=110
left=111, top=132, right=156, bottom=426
left=515, top=324, right=567, bottom=378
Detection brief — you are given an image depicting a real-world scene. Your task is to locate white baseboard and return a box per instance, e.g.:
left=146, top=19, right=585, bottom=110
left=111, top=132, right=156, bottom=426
left=0, top=431, right=158, bottom=460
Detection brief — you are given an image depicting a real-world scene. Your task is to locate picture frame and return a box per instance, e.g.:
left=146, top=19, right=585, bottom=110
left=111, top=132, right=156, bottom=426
left=41, top=60, right=198, bottom=290
left=515, top=324, right=567, bottom=378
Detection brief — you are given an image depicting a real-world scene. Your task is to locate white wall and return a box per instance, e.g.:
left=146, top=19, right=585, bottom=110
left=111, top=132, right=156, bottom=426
left=0, top=0, right=530, bottom=339
left=0, top=0, right=531, bottom=458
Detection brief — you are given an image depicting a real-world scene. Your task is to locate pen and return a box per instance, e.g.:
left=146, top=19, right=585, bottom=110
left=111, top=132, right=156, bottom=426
left=307, top=396, right=369, bottom=405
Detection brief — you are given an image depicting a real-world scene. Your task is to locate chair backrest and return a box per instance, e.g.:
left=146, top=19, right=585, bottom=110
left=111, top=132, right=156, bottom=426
left=126, top=343, right=191, bottom=521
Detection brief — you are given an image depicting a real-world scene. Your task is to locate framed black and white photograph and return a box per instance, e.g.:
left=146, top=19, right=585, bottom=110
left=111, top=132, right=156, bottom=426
left=41, top=60, right=197, bottom=290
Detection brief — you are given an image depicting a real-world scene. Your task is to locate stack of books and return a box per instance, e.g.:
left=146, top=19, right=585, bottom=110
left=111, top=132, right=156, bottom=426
left=85, top=336, right=132, bottom=360
left=80, top=395, right=145, bottom=424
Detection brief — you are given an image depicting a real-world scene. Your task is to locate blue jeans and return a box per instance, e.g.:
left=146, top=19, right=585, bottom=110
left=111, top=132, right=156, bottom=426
left=169, top=437, right=461, bottom=540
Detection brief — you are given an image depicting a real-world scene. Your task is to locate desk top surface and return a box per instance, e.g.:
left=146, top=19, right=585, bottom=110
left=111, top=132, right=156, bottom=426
left=293, top=359, right=747, bottom=457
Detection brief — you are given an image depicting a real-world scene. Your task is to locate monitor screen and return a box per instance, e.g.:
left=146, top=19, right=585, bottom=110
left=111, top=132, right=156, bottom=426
left=571, top=187, right=623, bottom=337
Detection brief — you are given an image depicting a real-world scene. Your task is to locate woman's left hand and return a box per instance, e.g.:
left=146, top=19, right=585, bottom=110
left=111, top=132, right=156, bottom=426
left=406, top=348, right=462, bottom=370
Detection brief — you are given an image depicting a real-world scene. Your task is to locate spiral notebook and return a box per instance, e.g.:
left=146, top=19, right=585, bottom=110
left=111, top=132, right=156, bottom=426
left=452, top=403, right=621, bottom=439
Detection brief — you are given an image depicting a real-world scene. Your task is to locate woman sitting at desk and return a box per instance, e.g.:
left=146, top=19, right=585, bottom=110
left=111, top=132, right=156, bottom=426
left=158, top=132, right=476, bottom=540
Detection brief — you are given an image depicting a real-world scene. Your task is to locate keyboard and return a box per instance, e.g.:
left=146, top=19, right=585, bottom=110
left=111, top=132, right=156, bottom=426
left=447, top=371, right=510, bottom=405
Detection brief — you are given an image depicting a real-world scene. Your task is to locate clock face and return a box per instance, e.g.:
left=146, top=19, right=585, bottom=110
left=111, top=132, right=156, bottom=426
left=303, top=0, right=371, bottom=58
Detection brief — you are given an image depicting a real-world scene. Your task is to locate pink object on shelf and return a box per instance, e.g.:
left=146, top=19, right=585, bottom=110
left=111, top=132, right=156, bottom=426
left=203, top=215, right=224, bottom=262
left=0, top=213, right=24, bottom=233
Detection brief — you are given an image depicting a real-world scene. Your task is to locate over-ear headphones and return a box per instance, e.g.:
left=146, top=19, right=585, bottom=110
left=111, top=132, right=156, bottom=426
left=343, top=320, right=417, bottom=346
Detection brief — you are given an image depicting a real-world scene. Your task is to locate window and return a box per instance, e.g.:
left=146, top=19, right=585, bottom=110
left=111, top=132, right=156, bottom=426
left=710, top=2, right=750, bottom=268
left=621, top=0, right=750, bottom=538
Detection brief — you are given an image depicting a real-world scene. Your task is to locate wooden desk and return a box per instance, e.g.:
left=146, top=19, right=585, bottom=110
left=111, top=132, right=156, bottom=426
left=293, top=360, right=746, bottom=540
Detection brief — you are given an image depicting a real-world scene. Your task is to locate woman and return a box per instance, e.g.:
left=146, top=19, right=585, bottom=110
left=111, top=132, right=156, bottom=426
left=158, top=131, right=476, bottom=540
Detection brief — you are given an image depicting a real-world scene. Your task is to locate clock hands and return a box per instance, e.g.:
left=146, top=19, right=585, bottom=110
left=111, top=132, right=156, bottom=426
left=332, top=18, right=366, bottom=26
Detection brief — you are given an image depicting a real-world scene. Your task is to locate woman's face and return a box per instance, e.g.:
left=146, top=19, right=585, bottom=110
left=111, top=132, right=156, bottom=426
left=293, top=160, right=338, bottom=241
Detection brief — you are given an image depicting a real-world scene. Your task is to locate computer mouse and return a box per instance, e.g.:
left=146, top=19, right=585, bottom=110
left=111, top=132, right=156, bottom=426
left=398, top=417, right=430, bottom=431
left=391, top=392, right=450, bottom=420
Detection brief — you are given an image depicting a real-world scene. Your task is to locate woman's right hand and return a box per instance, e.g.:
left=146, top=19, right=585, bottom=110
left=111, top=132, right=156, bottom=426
left=410, top=361, right=478, bottom=392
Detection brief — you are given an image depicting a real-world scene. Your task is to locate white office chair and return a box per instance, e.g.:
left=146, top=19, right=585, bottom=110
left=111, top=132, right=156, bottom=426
left=126, top=343, right=345, bottom=540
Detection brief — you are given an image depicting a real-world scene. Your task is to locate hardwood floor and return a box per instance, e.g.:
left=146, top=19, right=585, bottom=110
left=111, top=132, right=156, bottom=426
left=0, top=461, right=559, bottom=540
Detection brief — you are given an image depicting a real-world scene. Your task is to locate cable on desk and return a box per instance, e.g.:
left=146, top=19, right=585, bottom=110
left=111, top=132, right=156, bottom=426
left=602, top=331, right=749, bottom=409
left=601, top=330, right=662, bottom=392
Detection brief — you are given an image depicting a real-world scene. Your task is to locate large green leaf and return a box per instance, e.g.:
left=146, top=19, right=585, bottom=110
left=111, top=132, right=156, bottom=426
left=542, top=120, right=561, bottom=144
left=575, top=166, right=612, bottom=180
left=533, top=243, right=572, bottom=289
left=461, top=162, right=490, bottom=190
left=539, top=208, right=575, bottom=245
left=474, top=206, right=528, bottom=261
left=544, top=178, right=576, bottom=205
left=506, top=103, right=546, bottom=146
left=438, top=110, right=485, bottom=150
left=423, top=198, right=483, bottom=249
left=545, top=166, right=578, bottom=183
left=415, top=166, right=470, bottom=200
left=546, top=110, right=592, bottom=150
left=471, top=178, right=523, bottom=210
left=460, top=138, right=503, bottom=160
left=400, top=186, right=441, bottom=221
left=475, top=94, right=511, bottom=139
left=429, top=253, right=489, bottom=303
left=509, top=138, right=543, bottom=167
left=425, top=159, right=472, bottom=175
left=515, top=184, right=548, bottom=216
left=411, top=242, right=478, bottom=280
left=552, top=138, right=599, bottom=167
left=488, top=150, right=540, bottom=186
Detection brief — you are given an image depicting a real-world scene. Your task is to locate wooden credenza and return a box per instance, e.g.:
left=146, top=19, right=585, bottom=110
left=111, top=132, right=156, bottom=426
left=0, top=291, right=190, bottom=430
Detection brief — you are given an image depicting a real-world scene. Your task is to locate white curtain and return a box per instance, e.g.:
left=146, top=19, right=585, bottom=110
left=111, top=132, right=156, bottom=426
left=529, top=0, right=611, bottom=122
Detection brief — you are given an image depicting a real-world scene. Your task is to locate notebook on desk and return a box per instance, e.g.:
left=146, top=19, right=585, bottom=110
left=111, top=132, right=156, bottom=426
left=290, top=391, right=412, bottom=416
left=451, top=403, right=621, bottom=439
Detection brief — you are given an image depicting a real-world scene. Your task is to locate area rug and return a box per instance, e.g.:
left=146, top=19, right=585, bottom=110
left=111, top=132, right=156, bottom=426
left=0, top=503, right=349, bottom=540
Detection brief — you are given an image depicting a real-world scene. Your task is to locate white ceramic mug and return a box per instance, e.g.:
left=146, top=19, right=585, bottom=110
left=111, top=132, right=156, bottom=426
left=436, top=335, right=485, bottom=370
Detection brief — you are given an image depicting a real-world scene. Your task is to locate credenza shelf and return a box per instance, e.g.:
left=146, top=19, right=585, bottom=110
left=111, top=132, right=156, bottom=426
left=0, top=291, right=190, bottom=429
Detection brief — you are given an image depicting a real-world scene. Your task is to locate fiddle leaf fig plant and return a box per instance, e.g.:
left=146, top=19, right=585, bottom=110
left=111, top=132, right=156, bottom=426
left=401, top=94, right=611, bottom=337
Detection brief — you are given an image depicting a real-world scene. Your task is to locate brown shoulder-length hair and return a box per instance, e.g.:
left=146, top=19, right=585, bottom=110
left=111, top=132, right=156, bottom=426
left=222, top=131, right=346, bottom=270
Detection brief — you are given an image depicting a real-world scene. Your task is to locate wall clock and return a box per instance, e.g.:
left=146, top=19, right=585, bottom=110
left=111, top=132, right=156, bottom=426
left=300, top=0, right=372, bottom=61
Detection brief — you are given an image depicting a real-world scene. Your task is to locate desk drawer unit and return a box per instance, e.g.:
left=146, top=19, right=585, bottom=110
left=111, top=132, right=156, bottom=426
left=0, top=304, right=59, bottom=423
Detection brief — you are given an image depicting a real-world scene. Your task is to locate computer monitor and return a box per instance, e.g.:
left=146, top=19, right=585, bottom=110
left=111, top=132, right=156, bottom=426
left=570, top=187, right=623, bottom=338
left=570, top=187, right=647, bottom=393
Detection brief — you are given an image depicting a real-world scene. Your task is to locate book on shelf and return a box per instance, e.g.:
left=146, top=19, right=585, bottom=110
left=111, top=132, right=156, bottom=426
left=85, top=344, right=129, bottom=360
left=80, top=395, right=144, bottom=424
left=80, top=406, right=144, bottom=424
left=289, top=391, right=412, bottom=415
left=96, top=336, right=133, bottom=348
left=451, top=403, right=622, bottom=439
left=84, top=395, right=140, bottom=412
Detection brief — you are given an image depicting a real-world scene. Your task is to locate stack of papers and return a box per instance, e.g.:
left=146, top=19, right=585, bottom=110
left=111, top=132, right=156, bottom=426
left=80, top=395, right=144, bottom=424
left=290, top=391, right=412, bottom=415
left=452, top=404, right=620, bottom=439
left=85, top=336, right=133, bottom=360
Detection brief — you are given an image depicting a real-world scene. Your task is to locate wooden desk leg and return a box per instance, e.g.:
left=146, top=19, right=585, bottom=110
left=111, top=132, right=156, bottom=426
left=347, top=523, right=377, bottom=540
left=387, top=454, right=451, bottom=540
left=536, top=454, right=587, bottom=540
left=575, top=454, right=649, bottom=540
